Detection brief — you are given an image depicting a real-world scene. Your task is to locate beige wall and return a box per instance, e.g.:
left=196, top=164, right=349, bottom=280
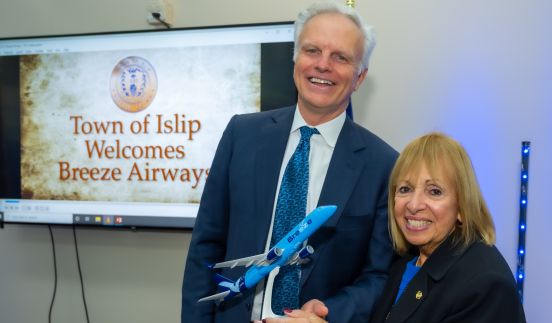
left=1, top=1, right=551, bottom=322
left=0, top=0, right=304, bottom=38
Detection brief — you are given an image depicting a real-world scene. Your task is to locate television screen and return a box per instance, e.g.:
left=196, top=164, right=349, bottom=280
left=0, top=23, right=297, bottom=228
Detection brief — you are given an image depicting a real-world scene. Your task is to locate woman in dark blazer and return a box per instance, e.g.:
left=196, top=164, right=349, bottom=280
left=370, top=132, right=526, bottom=323
left=266, top=133, right=526, bottom=323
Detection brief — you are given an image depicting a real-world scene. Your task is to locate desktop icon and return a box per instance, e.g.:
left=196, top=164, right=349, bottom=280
left=104, top=215, right=114, bottom=225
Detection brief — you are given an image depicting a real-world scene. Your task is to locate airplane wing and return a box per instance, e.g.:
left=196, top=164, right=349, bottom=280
left=211, top=253, right=268, bottom=269
left=210, top=247, right=284, bottom=269
left=198, top=290, right=231, bottom=302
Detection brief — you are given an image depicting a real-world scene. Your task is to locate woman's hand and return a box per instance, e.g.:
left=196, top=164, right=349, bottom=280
left=256, top=299, right=328, bottom=323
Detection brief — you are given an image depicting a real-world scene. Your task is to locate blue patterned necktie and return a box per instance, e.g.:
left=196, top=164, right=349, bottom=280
left=271, top=126, right=319, bottom=315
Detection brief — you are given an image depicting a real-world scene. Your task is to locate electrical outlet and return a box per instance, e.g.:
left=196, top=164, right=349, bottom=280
left=146, top=0, right=174, bottom=25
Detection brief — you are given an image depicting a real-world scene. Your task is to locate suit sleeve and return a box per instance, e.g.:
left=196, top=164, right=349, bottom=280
left=180, top=116, right=237, bottom=323
left=323, top=186, right=395, bottom=323
left=444, top=271, right=526, bottom=323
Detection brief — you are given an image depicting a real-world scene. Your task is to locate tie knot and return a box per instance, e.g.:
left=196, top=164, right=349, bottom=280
left=300, top=126, right=319, bottom=140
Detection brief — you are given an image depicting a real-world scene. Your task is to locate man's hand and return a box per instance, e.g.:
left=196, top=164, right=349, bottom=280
left=300, top=299, right=328, bottom=318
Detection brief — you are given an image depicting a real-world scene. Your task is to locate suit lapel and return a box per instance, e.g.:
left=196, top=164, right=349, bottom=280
left=387, top=237, right=470, bottom=323
left=371, top=256, right=411, bottom=323
left=253, top=107, right=295, bottom=252
left=387, top=270, right=429, bottom=323
left=318, top=117, right=366, bottom=225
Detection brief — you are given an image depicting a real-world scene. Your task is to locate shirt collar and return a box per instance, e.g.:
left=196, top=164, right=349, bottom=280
left=291, top=105, right=346, bottom=148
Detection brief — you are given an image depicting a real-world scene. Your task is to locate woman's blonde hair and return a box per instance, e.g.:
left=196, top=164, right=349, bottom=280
left=388, top=132, right=495, bottom=255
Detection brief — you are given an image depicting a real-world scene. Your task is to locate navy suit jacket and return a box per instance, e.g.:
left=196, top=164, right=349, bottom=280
left=181, top=106, right=398, bottom=323
left=370, top=236, right=526, bottom=323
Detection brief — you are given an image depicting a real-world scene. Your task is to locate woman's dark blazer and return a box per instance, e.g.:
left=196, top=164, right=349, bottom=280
left=371, top=235, right=526, bottom=323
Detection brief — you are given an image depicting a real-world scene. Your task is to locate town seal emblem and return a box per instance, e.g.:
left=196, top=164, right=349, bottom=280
left=110, top=56, right=158, bottom=113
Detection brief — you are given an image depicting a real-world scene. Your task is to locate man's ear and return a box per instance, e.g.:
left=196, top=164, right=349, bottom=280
left=354, top=68, right=368, bottom=91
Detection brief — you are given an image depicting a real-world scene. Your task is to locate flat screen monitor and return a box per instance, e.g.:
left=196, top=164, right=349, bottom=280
left=0, top=23, right=297, bottom=229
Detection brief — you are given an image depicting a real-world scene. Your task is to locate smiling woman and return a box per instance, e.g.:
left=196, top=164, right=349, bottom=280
left=387, top=132, right=495, bottom=258
left=393, top=161, right=461, bottom=265
left=369, top=132, right=526, bottom=323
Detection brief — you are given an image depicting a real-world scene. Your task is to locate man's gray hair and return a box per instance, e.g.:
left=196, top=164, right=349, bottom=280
left=293, top=1, right=376, bottom=71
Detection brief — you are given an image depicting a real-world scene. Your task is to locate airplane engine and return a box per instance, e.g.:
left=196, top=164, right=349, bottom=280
left=288, top=245, right=314, bottom=265
left=266, top=247, right=283, bottom=262
left=298, top=245, right=314, bottom=259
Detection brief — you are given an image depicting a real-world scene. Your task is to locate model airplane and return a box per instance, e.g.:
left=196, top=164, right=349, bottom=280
left=198, top=205, right=338, bottom=303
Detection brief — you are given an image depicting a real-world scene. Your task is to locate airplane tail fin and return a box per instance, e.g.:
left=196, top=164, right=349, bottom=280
left=213, top=273, right=234, bottom=285
left=198, top=273, right=239, bottom=303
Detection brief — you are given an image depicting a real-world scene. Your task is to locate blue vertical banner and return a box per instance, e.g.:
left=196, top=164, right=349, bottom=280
left=516, top=141, right=530, bottom=302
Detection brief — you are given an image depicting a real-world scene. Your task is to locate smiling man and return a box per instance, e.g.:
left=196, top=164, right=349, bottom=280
left=293, top=10, right=367, bottom=125
left=181, top=2, right=398, bottom=323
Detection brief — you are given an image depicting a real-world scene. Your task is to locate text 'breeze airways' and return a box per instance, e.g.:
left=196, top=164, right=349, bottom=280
left=57, top=113, right=208, bottom=188
left=58, top=161, right=209, bottom=189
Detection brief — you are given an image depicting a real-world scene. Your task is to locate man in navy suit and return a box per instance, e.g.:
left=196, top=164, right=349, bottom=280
left=181, top=2, right=398, bottom=322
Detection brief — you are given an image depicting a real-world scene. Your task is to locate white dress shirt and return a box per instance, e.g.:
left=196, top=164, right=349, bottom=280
left=251, top=106, right=346, bottom=320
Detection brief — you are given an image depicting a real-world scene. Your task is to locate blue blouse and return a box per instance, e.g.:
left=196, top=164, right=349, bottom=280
left=394, top=257, right=421, bottom=304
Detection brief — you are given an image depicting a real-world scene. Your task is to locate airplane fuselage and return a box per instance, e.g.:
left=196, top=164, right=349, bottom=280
left=199, top=205, right=337, bottom=302
left=242, top=205, right=336, bottom=289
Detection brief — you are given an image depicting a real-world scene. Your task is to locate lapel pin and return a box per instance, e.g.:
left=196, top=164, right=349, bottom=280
left=415, top=291, right=423, bottom=300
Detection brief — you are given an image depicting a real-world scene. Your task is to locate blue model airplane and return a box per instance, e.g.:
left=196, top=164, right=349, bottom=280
left=198, top=205, right=337, bottom=303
